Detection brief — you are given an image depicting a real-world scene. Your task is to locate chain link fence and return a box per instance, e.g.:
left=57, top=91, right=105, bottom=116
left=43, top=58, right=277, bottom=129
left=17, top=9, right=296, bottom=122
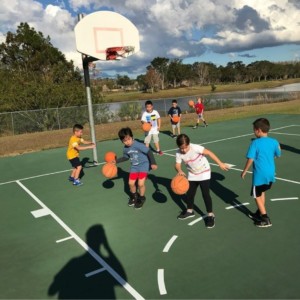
left=1, top=89, right=299, bottom=136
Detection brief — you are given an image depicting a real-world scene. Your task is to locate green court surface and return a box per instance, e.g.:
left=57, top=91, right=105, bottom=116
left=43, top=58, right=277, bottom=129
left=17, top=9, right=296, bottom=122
left=0, top=114, right=299, bottom=299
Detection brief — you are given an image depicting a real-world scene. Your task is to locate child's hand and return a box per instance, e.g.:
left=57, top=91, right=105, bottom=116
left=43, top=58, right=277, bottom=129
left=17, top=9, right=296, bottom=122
left=151, top=164, right=158, bottom=170
left=177, top=171, right=186, bottom=176
left=241, top=171, right=247, bottom=179
left=219, top=162, right=229, bottom=171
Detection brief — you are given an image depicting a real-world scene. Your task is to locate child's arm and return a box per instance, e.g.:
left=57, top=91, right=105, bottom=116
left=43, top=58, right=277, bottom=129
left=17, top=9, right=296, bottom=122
left=203, top=149, right=229, bottom=171
left=175, top=162, right=186, bottom=176
left=74, top=144, right=95, bottom=151
left=82, top=140, right=95, bottom=145
left=157, top=117, right=161, bottom=130
left=241, top=158, right=253, bottom=179
left=147, top=150, right=157, bottom=170
left=115, top=156, right=129, bottom=164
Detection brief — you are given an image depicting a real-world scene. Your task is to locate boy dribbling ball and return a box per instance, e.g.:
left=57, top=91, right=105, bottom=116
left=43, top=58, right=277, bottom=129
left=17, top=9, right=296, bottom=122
left=168, top=99, right=182, bottom=138
left=66, top=124, right=95, bottom=186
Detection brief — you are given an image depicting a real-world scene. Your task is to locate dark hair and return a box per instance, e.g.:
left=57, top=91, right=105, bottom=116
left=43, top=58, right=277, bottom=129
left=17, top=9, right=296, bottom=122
left=145, top=100, right=153, bottom=106
left=176, top=134, right=190, bottom=147
left=73, top=124, right=83, bottom=132
left=172, top=99, right=177, bottom=104
left=118, top=127, right=133, bottom=141
left=253, top=118, right=270, bottom=133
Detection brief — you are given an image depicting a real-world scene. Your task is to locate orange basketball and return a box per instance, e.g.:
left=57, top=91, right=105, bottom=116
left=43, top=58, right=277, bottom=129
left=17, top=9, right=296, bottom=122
left=104, top=151, right=116, bottom=162
left=102, top=163, right=118, bottom=178
left=171, top=175, right=189, bottom=195
left=188, top=100, right=194, bottom=107
left=142, top=122, right=152, bottom=132
left=172, top=115, right=180, bottom=123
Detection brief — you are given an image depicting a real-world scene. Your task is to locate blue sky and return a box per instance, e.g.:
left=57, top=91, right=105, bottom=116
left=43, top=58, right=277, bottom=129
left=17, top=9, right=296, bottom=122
left=1, top=0, right=300, bottom=78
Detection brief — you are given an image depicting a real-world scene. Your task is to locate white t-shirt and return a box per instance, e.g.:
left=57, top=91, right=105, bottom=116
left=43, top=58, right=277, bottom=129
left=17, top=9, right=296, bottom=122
left=141, top=110, right=160, bottom=135
left=176, top=143, right=211, bottom=181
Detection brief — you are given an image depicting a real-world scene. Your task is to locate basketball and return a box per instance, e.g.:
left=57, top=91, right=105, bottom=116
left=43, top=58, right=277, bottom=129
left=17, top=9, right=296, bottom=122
left=102, top=163, right=118, bottom=178
left=172, top=115, right=180, bottom=123
left=142, top=122, right=152, bottom=132
left=171, top=175, right=189, bottom=195
left=104, top=151, right=116, bottom=162
left=188, top=100, right=194, bottom=107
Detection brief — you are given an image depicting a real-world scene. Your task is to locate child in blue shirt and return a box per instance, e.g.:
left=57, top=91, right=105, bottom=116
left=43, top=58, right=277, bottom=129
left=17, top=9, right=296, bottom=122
left=241, top=118, right=281, bottom=227
left=116, top=127, right=157, bottom=209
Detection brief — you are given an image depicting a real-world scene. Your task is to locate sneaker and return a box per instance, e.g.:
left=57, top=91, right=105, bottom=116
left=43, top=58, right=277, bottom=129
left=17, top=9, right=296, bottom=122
left=248, top=210, right=261, bottom=221
left=192, top=126, right=197, bottom=129
left=128, top=193, right=138, bottom=207
left=205, top=215, right=215, bottom=228
left=173, top=135, right=177, bottom=139
left=177, top=211, right=195, bottom=220
left=254, top=216, right=272, bottom=228
left=73, top=179, right=83, bottom=186
left=134, top=196, right=146, bottom=209
left=68, top=176, right=74, bottom=182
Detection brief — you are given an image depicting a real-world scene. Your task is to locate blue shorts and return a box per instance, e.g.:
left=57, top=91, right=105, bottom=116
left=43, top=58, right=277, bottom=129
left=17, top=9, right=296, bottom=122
left=69, top=157, right=81, bottom=168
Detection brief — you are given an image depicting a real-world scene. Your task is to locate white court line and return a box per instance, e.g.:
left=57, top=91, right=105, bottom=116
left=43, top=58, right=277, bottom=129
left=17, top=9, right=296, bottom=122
left=0, top=125, right=297, bottom=186
left=270, top=197, right=299, bottom=201
left=31, top=208, right=51, bottom=218
left=188, top=216, right=206, bottom=226
left=85, top=267, right=106, bottom=278
left=226, top=202, right=250, bottom=210
left=157, top=269, right=167, bottom=295
left=163, top=235, right=178, bottom=253
left=16, top=180, right=145, bottom=300
left=270, top=132, right=300, bottom=136
left=56, top=236, right=73, bottom=243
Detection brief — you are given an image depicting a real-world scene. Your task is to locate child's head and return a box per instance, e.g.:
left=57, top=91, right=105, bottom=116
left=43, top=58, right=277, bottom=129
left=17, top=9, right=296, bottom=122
left=253, top=118, right=270, bottom=136
left=197, top=97, right=203, bottom=103
left=73, top=124, right=83, bottom=137
left=172, top=99, right=178, bottom=107
left=176, top=134, right=190, bottom=154
left=145, top=100, right=153, bottom=113
left=118, top=127, right=134, bottom=146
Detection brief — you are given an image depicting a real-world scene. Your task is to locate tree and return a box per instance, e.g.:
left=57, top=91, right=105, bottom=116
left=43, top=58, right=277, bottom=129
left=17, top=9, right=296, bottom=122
left=144, top=67, right=161, bottom=93
left=148, top=57, right=169, bottom=90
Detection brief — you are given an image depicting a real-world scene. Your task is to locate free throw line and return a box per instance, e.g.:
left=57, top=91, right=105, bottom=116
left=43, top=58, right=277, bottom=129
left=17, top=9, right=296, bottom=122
left=163, top=235, right=178, bottom=253
left=157, top=269, right=167, bottom=295
left=270, top=197, right=298, bottom=201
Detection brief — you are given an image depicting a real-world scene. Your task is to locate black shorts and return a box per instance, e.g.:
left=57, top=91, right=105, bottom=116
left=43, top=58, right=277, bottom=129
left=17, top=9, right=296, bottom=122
left=251, top=183, right=272, bottom=198
left=69, top=157, right=81, bottom=168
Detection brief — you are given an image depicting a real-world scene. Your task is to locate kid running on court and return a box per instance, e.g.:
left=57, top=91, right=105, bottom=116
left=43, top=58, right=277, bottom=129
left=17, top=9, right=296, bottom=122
left=141, top=100, right=163, bottom=155
left=66, top=124, right=95, bottom=186
left=193, top=97, right=208, bottom=128
left=175, top=134, right=228, bottom=228
left=115, top=127, right=157, bottom=209
left=241, top=118, right=281, bottom=228
left=168, top=99, right=182, bottom=138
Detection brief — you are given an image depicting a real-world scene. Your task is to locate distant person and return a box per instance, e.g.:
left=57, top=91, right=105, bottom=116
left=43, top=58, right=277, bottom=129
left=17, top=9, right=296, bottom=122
left=241, top=118, right=281, bottom=227
left=193, top=97, right=208, bottom=128
left=141, top=100, right=163, bottom=155
left=66, top=124, right=95, bottom=186
left=168, top=99, right=182, bottom=138
left=175, top=134, right=228, bottom=228
left=115, top=127, right=157, bottom=209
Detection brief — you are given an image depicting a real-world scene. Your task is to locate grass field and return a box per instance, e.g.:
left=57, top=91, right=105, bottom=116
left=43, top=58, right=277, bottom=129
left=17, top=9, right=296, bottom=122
left=0, top=114, right=299, bottom=299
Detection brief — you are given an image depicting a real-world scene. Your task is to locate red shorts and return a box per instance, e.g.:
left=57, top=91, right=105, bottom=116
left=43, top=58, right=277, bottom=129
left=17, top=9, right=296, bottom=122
left=129, top=172, right=148, bottom=180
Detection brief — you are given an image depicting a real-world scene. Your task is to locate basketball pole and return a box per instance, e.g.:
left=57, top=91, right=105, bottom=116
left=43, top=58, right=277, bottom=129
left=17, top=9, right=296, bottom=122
left=78, top=13, right=98, bottom=164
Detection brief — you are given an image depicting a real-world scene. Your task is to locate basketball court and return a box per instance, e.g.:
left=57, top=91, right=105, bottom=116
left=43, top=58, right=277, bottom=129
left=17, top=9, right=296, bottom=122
left=0, top=114, right=299, bottom=299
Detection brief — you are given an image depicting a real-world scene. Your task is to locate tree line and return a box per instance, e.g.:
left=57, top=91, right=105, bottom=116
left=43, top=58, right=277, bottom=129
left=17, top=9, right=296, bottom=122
left=1, top=22, right=299, bottom=112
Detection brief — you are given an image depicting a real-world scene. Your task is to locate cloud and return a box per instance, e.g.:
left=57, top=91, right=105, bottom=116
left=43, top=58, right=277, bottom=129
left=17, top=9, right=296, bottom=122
left=239, top=53, right=257, bottom=58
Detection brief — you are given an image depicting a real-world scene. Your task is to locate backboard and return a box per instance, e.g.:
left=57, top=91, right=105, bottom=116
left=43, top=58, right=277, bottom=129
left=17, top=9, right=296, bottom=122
left=74, top=11, right=140, bottom=61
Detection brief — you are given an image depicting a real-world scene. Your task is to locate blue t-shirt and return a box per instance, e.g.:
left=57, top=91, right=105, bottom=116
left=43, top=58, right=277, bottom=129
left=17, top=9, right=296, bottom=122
left=123, top=140, right=150, bottom=172
left=246, top=136, right=281, bottom=186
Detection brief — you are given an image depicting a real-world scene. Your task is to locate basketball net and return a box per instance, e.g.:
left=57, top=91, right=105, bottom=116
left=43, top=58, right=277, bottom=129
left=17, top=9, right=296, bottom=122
left=106, top=46, right=135, bottom=61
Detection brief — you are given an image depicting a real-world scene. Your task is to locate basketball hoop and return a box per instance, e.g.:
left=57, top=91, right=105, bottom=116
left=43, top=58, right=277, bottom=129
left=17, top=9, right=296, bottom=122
left=106, top=46, right=135, bottom=61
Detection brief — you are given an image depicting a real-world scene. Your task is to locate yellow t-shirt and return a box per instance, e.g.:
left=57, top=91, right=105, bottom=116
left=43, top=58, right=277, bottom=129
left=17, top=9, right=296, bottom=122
left=66, top=135, right=84, bottom=160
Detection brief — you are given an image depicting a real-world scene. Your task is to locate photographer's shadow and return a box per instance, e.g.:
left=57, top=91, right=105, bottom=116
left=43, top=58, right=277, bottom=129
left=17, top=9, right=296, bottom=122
left=210, top=172, right=252, bottom=218
left=48, top=224, right=126, bottom=299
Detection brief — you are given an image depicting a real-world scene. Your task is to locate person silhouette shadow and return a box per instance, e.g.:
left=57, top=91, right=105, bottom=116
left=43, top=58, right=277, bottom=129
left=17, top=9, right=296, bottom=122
left=48, top=224, right=127, bottom=299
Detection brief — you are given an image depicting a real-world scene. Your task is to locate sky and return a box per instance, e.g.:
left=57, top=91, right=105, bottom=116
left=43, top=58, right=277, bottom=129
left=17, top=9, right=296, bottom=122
left=1, top=0, right=300, bottom=78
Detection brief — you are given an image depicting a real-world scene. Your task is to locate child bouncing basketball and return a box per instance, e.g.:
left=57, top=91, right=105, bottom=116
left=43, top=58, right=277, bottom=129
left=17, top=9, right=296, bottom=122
left=241, top=118, right=281, bottom=228
left=115, top=127, right=157, bottom=209
left=168, top=99, right=182, bottom=138
left=66, top=124, right=95, bottom=186
left=175, top=134, right=228, bottom=228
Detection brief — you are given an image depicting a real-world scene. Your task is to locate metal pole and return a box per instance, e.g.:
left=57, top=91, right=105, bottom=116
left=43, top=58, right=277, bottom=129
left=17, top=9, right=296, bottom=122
left=78, top=13, right=98, bottom=164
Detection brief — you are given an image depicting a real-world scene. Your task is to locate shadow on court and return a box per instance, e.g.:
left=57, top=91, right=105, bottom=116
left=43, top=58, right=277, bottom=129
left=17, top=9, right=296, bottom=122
left=280, top=143, right=300, bottom=155
left=48, top=224, right=126, bottom=299
left=210, top=172, right=253, bottom=218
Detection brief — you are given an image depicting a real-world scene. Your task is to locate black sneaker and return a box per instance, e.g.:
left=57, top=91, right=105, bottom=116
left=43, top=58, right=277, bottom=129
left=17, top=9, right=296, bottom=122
left=134, top=196, right=146, bottom=209
left=177, top=211, right=195, bottom=220
left=248, top=210, right=261, bottom=221
left=205, top=215, right=215, bottom=228
left=254, top=216, right=272, bottom=228
left=173, top=135, right=177, bottom=139
left=128, top=193, right=138, bottom=207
